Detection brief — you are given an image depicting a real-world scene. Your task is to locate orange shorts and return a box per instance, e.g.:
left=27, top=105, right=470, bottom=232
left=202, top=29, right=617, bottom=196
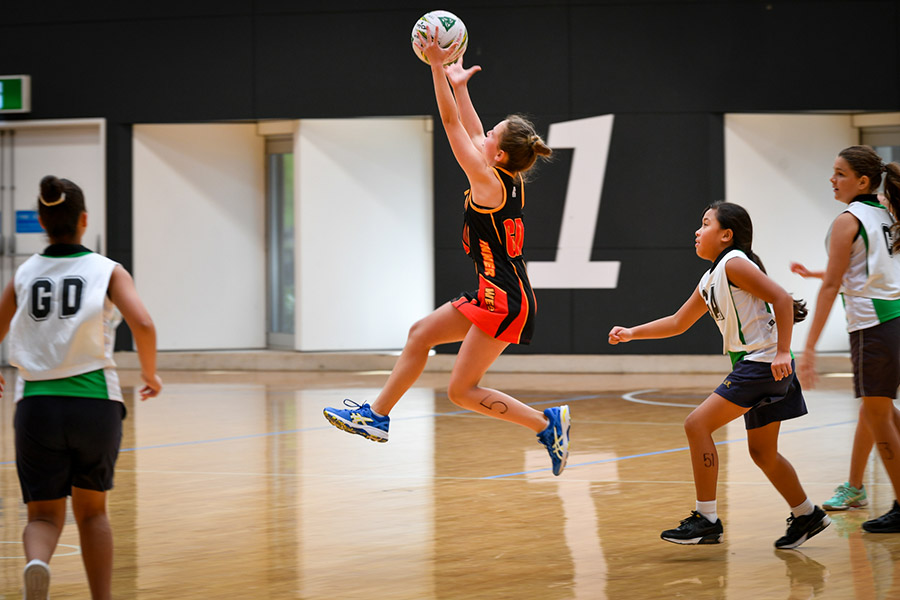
left=452, top=273, right=536, bottom=345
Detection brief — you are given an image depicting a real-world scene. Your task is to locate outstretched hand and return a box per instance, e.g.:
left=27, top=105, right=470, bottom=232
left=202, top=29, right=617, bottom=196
left=790, top=262, right=812, bottom=278
left=414, top=24, right=464, bottom=67
left=445, top=56, right=480, bottom=86
left=608, top=326, right=633, bottom=345
left=790, top=262, right=824, bottom=279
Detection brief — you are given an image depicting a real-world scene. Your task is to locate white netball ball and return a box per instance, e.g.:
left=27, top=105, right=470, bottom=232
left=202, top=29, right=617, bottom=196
left=411, top=10, right=468, bottom=65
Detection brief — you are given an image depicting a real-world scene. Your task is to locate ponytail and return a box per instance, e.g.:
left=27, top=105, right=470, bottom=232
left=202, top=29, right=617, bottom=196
left=738, top=246, right=807, bottom=322
left=884, top=162, right=900, bottom=255
left=499, top=114, right=552, bottom=178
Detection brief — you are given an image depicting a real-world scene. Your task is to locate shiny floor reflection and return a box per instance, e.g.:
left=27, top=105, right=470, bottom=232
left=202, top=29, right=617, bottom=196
left=0, top=368, right=898, bottom=599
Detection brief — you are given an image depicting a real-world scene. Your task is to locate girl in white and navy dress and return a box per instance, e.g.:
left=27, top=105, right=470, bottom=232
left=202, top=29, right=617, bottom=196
left=609, top=201, right=830, bottom=549
left=797, top=145, right=900, bottom=533
left=0, top=175, right=162, bottom=600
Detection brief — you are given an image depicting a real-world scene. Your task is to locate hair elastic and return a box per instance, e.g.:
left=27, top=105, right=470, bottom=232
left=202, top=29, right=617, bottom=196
left=39, top=192, right=66, bottom=207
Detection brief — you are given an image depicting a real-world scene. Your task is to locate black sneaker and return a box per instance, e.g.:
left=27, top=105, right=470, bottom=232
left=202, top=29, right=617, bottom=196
left=775, top=506, right=831, bottom=549
left=862, top=500, right=900, bottom=533
left=661, top=511, right=723, bottom=545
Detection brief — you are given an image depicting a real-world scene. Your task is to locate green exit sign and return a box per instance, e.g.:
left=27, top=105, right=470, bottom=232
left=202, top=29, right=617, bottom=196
left=0, top=75, right=31, bottom=113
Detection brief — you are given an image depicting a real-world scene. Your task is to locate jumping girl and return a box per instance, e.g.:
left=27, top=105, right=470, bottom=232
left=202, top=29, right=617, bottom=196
left=323, top=26, right=570, bottom=474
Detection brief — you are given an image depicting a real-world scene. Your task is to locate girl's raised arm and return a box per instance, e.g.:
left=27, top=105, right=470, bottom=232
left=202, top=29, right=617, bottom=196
left=445, top=58, right=484, bottom=145
left=416, top=27, right=498, bottom=194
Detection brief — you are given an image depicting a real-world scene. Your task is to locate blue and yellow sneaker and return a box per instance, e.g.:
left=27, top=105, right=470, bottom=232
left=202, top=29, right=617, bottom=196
left=323, top=400, right=390, bottom=443
left=537, top=405, right=570, bottom=476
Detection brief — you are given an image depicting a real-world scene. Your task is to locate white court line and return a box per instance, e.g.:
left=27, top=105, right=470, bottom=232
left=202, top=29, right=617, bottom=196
left=622, top=389, right=700, bottom=408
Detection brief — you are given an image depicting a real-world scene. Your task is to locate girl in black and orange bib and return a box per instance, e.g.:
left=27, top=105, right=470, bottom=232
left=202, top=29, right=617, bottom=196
left=453, top=165, right=536, bottom=345
left=324, top=24, right=570, bottom=475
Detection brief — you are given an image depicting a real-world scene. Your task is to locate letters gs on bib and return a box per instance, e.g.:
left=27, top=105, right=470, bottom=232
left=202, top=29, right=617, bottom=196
left=30, top=277, right=85, bottom=321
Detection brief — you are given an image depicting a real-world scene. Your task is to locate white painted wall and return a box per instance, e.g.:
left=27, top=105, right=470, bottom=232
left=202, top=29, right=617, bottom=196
left=724, top=114, right=859, bottom=352
left=133, top=124, right=266, bottom=350
left=295, top=118, right=434, bottom=351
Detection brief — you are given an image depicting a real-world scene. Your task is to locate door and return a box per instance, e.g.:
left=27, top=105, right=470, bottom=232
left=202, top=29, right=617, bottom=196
left=0, top=119, right=106, bottom=363
left=266, top=135, right=295, bottom=349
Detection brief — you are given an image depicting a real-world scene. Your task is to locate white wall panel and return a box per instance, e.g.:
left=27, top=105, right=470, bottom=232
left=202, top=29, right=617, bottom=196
left=295, top=118, right=433, bottom=351
left=725, top=114, right=858, bottom=352
left=134, top=124, right=265, bottom=350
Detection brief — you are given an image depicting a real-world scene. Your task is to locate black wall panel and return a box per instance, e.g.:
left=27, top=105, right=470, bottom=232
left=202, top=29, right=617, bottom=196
left=1, top=1, right=897, bottom=354
left=571, top=1, right=900, bottom=113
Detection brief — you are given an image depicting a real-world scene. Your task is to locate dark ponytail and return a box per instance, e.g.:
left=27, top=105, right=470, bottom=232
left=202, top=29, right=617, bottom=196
left=883, top=162, right=900, bottom=254
left=705, top=201, right=808, bottom=323
left=38, top=175, right=86, bottom=242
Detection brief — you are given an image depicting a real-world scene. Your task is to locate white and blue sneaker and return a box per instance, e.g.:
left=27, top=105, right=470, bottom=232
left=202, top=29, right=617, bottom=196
left=323, top=400, right=390, bottom=443
left=537, top=405, right=570, bottom=476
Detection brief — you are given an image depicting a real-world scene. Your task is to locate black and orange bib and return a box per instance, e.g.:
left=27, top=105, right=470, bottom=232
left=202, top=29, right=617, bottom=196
left=452, top=167, right=536, bottom=344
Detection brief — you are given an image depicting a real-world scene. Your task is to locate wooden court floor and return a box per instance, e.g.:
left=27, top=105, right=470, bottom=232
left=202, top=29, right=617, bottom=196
left=0, top=366, right=898, bottom=599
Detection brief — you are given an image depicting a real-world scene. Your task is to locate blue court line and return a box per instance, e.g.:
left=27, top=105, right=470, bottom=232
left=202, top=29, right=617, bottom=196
left=0, top=393, right=607, bottom=465
left=482, top=418, right=859, bottom=479
left=0, top=393, right=855, bottom=479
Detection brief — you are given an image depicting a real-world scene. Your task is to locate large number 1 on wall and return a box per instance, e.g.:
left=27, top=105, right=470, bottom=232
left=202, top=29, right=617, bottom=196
left=526, top=114, right=620, bottom=289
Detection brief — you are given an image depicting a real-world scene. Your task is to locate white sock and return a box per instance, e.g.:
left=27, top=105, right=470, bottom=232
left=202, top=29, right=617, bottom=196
left=791, top=498, right=814, bottom=518
left=696, top=500, right=718, bottom=523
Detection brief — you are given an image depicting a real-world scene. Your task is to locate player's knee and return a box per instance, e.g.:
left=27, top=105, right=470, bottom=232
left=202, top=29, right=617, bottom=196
left=405, top=318, right=435, bottom=352
left=747, top=445, right=775, bottom=469
left=445, top=380, right=472, bottom=409
left=683, top=412, right=705, bottom=438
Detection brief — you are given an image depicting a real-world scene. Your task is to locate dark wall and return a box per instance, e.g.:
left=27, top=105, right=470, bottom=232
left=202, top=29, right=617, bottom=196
left=2, top=1, right=898, bottom=354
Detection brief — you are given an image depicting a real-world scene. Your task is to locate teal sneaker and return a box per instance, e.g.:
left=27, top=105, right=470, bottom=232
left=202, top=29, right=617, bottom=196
left=537, top=405, right=570, bottom=476
left=323, top=400, right=390, bottom=442
left=823, top=482, right=868, bottom=511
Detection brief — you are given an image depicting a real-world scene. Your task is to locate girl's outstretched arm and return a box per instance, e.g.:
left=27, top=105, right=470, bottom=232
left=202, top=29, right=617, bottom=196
left=445, top=58, right=484, bottom=145
left=790, top=262, right=824, bottom=279
left=609, top=289, right=707, bottom=344
left=416, top=26, right=497, bottom=193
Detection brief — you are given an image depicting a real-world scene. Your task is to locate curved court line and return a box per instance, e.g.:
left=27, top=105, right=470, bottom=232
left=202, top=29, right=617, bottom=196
left=0, top=541, right=80, bottom=559
left=621, top=389, right=699, bottom=408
